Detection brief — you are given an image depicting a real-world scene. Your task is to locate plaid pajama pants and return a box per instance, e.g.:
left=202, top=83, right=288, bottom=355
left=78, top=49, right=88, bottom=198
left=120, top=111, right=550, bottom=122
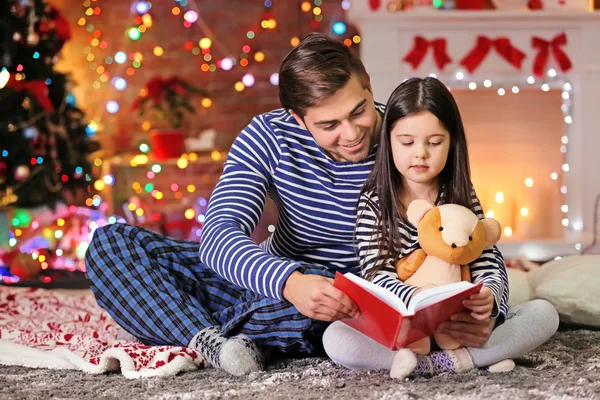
left=85, top=223, right=332, bottom=355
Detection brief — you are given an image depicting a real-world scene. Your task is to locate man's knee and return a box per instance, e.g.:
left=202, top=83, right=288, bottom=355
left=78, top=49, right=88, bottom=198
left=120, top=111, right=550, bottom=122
left=85, top=224, right=128, bottom=278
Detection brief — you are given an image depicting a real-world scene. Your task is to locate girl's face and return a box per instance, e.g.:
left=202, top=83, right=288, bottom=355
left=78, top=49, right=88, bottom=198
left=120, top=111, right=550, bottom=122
left=390, top=111, right=451, bottom=188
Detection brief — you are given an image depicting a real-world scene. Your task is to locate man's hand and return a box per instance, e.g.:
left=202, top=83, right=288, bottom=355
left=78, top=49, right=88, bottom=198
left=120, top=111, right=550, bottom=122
left=437, top=313, right=496, bottom=348
left=463, top=286, right=495, bottom=320
left=282, top=271, right=360, bottom=321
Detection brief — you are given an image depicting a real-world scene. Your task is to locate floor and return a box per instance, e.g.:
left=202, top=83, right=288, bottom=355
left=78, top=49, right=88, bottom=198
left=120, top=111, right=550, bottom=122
left=0, top=327, right=598, bottom=400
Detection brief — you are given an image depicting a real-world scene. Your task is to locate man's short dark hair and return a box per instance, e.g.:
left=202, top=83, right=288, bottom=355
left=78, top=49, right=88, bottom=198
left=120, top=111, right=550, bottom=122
left=278, top=32, right=369, bottom=118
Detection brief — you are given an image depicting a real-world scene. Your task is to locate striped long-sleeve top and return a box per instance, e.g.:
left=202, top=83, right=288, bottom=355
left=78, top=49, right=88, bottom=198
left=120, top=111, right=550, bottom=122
left=198, top=106, right=385, bottom=300
left=356, top=190, right=510, bottom=322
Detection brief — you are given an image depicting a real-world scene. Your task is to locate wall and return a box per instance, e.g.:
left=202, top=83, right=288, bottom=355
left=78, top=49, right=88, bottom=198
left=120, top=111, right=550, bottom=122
left=453, top=89, right=564, bottom=240
left=51, top=0, right=354, bottom=153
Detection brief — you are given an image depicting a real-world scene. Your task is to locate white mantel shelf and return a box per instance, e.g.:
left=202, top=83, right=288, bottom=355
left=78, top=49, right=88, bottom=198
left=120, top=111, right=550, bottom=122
left=348, top=10, right=600, bottom=24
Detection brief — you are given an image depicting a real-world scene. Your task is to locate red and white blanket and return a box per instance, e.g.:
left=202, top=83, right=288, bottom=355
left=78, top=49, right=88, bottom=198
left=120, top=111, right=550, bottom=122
left=0, top=287, right=205, bottom=378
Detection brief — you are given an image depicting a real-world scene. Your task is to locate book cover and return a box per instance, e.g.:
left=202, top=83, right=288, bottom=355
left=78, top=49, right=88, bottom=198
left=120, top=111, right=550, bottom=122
left=333, top=272, right=483, bottom=350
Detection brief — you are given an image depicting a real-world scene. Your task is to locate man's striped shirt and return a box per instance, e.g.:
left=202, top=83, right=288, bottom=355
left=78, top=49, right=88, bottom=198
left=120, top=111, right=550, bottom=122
left=199, top=106, right=384, bottom=300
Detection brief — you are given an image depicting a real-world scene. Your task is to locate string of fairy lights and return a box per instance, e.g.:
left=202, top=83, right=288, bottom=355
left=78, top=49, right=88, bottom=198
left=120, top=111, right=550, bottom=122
left=77, top=0, right=362, bottom=134
left=76, top=0, right=362, bottom=237
left=428, top=67, right=576, bottom=247
left=2, top=1, right=363, bottom=270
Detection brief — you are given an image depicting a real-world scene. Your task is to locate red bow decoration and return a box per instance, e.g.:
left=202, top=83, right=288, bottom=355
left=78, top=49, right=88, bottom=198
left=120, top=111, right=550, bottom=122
left=369, top=0, right=381, bottom=11
left=531, top=33, right=572, bottom=78
left=403, top=36, right=452, bottom=71
left=460, top=36, right=526, bottom=74
left=6, top=78, right=54, bottom=111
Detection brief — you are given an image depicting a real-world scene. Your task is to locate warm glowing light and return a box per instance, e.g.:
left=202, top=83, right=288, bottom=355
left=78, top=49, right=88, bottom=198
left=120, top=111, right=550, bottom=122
left=520, top=207, right=529, bottom=217
left=525, top=178, right=534, bottom=187
left=185, top=209, right=196, bottom=219
left=177, top=158, right=189, bottom=169
left=495, top=192, right=504, bottom=204
left=211, top=151, right=222, bottom=161
left=199, top=38, right=212, bottom=49
left=504, top=227, right=513, bottom=237
left=94, top=180, right=106, bottom=191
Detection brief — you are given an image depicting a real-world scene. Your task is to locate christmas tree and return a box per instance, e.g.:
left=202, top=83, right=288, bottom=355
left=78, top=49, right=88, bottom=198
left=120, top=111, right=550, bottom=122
left=0, top=0, right=102, bottom=287
left=0, top=0, right=100, bottom=208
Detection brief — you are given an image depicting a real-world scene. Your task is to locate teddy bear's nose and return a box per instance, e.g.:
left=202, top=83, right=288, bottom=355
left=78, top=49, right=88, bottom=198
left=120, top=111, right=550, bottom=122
left=452, top=243, right=457, bottom=248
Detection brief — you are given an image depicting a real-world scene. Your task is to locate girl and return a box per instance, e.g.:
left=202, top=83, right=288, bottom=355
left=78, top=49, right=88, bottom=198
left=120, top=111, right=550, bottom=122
left=322, top=77, right=560, bottom=379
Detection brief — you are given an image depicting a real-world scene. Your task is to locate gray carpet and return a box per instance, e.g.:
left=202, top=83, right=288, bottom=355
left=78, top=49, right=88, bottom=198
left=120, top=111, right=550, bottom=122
left=0, top=327, right=598, bottom=400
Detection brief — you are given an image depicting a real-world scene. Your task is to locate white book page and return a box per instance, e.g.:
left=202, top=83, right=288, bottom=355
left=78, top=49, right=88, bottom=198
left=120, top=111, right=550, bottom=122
left=407, top=281, right=475, bottom=314
left=343, top=272, right=409, bottom=315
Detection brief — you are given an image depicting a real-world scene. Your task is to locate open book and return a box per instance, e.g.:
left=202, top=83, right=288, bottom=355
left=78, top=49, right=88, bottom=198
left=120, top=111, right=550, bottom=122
left=333, top=272, right=483, bottom=350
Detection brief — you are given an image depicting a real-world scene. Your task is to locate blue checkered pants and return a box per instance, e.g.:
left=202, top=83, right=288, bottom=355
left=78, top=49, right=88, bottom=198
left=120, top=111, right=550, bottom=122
left=85, top=223, right=332, bottom=355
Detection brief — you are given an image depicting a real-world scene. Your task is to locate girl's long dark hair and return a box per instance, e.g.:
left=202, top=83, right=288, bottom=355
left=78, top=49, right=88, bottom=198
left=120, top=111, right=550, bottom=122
left=361, top=77, right=473, bottom=279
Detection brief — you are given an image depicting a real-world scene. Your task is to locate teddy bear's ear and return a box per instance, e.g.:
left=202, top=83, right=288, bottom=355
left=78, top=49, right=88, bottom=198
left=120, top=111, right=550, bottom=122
left=407, top=199, right=434, bottom=227
left=482, top=218, right=502, bottom=247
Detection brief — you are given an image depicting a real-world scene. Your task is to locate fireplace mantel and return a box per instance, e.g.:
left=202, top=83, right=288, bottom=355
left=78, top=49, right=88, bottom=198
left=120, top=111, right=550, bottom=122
left=348, top=5, right=600, bottom=256
left=348, top=9, right=599, bottom=23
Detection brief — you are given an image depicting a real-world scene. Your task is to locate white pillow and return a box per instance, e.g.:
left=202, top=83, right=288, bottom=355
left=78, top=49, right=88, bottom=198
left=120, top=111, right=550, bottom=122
left=528, top=255, right=600, bottom=327
left=506, top=268, right=534, bottom=308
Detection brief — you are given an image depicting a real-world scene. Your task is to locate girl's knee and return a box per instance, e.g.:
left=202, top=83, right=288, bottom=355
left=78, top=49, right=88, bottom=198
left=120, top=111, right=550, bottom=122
left=322, top=321, right=348, bottom=359
left=528, top=299, right=560, bottom=336
left=322, top=321, right=364, bottom=368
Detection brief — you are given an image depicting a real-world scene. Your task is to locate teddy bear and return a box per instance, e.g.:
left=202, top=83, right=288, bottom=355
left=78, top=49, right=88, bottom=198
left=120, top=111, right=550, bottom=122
left=394, top=199, right=502, bottom=356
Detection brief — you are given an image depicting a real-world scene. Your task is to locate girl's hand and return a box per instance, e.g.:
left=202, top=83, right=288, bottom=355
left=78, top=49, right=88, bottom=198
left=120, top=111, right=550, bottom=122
left=463, top=286, right=495, bottom=320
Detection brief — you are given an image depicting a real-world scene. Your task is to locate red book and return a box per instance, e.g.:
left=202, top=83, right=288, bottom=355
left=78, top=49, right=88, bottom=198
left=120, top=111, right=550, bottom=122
left=333, top=272, right=483, bottom=350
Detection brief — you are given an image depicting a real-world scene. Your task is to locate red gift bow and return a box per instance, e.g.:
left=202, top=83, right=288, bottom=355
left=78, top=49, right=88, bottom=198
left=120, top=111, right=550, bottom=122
left=6, top=78, right=54, bottom=111
left=460, top=36, right=526, bottom=74
left=403, top=36, right=452, bottom=71
left=531, top=33, right=572, bottom=78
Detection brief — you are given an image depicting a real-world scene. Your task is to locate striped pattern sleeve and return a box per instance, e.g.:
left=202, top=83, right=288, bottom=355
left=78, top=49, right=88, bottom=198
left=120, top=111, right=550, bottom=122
left=198, top=116, right=301, bottom=300
left=355, top=193, right=419, bottom=306
left=469, top=190, right=510, bottom=322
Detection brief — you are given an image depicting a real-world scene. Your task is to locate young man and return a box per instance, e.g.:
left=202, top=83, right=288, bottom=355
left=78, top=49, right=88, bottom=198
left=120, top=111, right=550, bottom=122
left=86, top=33, right=382, bottom=376
left=85, top=34, right=555, bottom=377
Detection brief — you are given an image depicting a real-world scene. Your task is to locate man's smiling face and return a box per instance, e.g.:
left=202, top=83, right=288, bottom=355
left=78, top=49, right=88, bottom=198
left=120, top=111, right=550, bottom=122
left=291, top=74, right=381, bottom=163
